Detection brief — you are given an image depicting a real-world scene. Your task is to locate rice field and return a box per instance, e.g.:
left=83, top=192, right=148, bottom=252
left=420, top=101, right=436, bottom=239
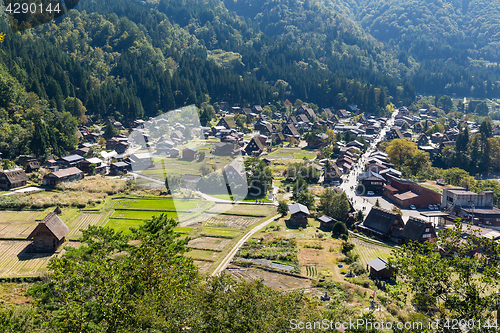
left=0, top=240, right=55, bottom=278
left=105, top=219, right=144, bottom=234
left=108, top=198, right=205, bottom=211
left=111, top=210, right=178, bottom=220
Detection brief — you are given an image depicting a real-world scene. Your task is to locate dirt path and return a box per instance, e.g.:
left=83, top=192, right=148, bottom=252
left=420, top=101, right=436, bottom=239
left=212, top=214, right=281, bottom=276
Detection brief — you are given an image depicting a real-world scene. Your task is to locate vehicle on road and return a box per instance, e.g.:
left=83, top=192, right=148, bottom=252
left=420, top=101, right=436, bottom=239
left=433, top=204, right=439, bottom=210
left=367, top=191, right=374, bottom=196
left=410, top=205, right=416, bottom=210
left=428, top=204, right=434, bottom=210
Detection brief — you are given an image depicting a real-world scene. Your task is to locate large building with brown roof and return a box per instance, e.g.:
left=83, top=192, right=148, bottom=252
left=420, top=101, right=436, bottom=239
left=0, top=169, right=29, bottom=190
left=383, top=178, right=441, bottom=208
left=43, top=167, right=84, bottom=186
left=27, top=213, right=69, bottom=252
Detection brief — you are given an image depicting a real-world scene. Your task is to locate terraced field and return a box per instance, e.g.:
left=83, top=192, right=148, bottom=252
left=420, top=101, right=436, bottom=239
left=0, top=211, right=40, bottom=238
left=351, top=237, right=394, bottom=266
left=0, top=241, right=54, bottom=278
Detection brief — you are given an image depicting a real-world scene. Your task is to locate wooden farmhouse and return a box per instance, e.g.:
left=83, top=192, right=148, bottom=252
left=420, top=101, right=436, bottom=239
left=27, top=213, right=69, bottom=252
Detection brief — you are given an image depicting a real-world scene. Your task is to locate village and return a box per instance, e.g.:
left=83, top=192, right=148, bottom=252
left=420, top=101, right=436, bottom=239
left=1, top=98, right=500, bottom=316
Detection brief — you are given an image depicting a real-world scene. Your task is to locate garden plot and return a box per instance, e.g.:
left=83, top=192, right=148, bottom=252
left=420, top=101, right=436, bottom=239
left=0, top=240, right=54, bottom=278
left=187, top=237, right=231, bottom=251
left=66, top=213, right=109, bottom=239
left=351, top=237, right=394, bottom=266
left=229, top=267, right=311, bottom=290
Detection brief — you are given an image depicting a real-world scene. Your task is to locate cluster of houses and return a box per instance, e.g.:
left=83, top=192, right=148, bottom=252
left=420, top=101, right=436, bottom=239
left=210, top=103, right=388, bottom=158
left=385, top=106, right=481, bottom=157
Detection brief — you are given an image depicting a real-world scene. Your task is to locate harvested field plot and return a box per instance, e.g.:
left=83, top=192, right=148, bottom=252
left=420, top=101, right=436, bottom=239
left=208, top=203, right=276, bottom=216
left=351, top=237, right=394, bottom=266
left=0, top=211, right=39, bottom=223
left=187, top=237, right=231, bottom=251
left=66, top=213, right=109, bottom=239
left=0, top=222, right=36, bottom=238
left=189, top=213, right=260, bottom=229
left=0, top=241, right=54, bottom=278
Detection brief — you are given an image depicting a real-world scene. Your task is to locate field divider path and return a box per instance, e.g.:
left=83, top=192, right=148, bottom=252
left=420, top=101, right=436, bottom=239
left=212, top=214, right=280, bottom=276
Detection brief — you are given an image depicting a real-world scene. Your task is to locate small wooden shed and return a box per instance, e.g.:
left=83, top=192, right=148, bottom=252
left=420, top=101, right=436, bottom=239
left=27, top=213, right=69, bottom=252
left=366, top=257, right=395, bottom=280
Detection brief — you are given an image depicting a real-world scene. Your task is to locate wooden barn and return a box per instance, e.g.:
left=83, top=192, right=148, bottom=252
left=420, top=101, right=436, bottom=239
left=27, top=213, right=69, bottom=252
left=288, top=203, right=310, bottom=228
left=318, top=215, right=337, bottom=231
left=367, top=257, right=395, bottom=280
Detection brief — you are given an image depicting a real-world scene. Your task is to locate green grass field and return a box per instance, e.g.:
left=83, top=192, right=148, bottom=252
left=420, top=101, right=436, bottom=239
left=267, top=147, right=316, bottom=160
left=108, top=198, right=204, bottom=211
left=111, top=210, right=178, bottom=220
left=106, top=219, right=144, bottom=234
left=200, top=227, right=241, bottom=238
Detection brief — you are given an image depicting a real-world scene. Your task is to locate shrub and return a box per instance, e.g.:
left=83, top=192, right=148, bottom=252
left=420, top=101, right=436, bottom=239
left=332, top=221, right=348, bottom=236
left=351, top=262, right=366, bottom=275
left=340, top=234, right=348, bottom=241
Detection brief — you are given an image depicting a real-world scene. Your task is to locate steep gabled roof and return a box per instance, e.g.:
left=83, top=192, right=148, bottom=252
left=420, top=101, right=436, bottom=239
left=1, top=169, right=28, bottom=184
left=367, top=257, right=389, bottom=271
left=400, top=217, right=432, bottom=241
left=361, top=206, right=403, bottom=235
left=289, top=203, right=310, bottom=215
left=224, top=158, right=246, bottom=179
left=28, top=213, right=69, bottom=241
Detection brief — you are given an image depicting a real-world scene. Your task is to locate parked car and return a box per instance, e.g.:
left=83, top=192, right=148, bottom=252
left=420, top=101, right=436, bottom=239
left=436, top=179, right=446, bottom=186
left=428, top=204, right=434, bottom=210
left=433, top=204, right=440, bottom=210
left=410, top=205, right=416, bottom=210
left=367, top=191, right=374, bottom=196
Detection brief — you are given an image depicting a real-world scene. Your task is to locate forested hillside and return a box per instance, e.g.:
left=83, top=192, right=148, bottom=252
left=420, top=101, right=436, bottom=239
left=3, top=0, right=500, bottom=159
left=352, top=0, right=500, bottom=96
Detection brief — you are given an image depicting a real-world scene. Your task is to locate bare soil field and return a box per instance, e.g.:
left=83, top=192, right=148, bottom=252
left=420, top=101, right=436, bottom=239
left=187, top=237, right=232, bottom=251
left=229, top=266, right=312, bottom=290
left=193, top=260, right=213, bottom=274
